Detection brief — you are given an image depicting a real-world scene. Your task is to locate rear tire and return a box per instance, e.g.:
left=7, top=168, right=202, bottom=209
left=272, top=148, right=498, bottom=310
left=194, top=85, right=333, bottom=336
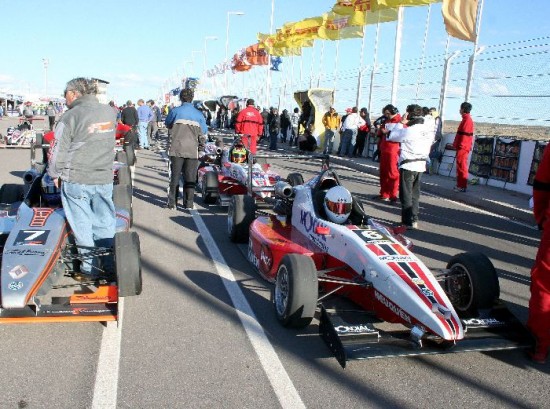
left=124, top=143, right=136, bottom=166
left=115, top=231, right=142, bottom=297
left=201, top=171, right=219, bottom=204
left=228, top=194, right=255, bottom=243
left=275, top=254, right=318, bottom=328
left=0, top=184, right=24, bottom=204
left=117, top=165, right=132, bottom=189
left=445, top=252, right=500, bottom=317
left=113, top=184, right=133, bottom=226
left=287, top=173, right=304, bottom=187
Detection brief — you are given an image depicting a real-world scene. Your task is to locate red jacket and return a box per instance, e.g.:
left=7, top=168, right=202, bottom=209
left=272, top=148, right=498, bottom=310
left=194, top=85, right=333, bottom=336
left=235, top=106, right=263, bottom=154
left=453, top=112, right=474, bottom=151
left=379, top=113, right=402, bottom=153
left=534, top=144, right=550, bottom=230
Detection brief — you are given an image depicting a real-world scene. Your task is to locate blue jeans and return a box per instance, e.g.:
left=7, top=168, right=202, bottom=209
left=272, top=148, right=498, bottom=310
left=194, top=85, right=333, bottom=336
left=138, top=121, right=149, bottom=148
left=340, top=129, right=357, bottom=157
left=61, top=182, right=116, bottom=274
left=323, top=129, right=335, bottom=154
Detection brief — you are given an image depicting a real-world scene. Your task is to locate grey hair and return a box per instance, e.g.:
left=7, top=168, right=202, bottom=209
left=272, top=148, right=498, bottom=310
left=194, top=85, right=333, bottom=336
left=64, top=77, right=97, bottom=96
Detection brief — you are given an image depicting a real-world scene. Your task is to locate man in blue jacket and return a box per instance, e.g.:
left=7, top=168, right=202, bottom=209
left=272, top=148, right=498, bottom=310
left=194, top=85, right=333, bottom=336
left=165, top=88, right=207, bottom=210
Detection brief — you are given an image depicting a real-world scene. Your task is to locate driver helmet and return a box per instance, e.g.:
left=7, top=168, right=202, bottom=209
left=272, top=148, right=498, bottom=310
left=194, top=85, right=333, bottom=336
left=231, top=147, right=247, bottom=164
left=41, top=174, right=61, bottom=205
left=323, top=186, right=353, bottom=224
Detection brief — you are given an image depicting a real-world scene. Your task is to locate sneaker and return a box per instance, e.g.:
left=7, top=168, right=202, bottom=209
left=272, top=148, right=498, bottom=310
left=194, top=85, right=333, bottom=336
left=411, top=222, right=418, bottom=230
left=374, top=195, right=390, bottom=202
left=453, top=186, right=466, bottom=192
left=389, top=197, right=399, bottom=203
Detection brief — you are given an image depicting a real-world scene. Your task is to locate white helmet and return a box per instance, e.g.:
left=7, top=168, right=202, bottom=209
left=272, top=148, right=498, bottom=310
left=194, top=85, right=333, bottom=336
left=323, top=186, right=352, bottom=224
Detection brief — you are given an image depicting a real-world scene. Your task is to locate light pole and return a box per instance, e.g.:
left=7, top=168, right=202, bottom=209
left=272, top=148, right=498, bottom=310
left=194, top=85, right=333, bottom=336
left=204, top=36, right=217, bottom=72
left=42, top=58, right=49, bottom=97
left=225, top=11, right=245, bottom=92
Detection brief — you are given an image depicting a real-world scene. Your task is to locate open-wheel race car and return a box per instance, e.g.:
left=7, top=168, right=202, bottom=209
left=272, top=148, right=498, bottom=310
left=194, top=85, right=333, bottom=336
left=0, top=142, right=140, bottom=324
left=197, top=135, right=286, bottom=206
left=227, top=156, right=532, bottom=367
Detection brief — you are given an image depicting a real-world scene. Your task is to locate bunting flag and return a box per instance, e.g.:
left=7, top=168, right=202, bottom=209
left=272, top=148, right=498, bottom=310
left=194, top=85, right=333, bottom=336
left=244, top=43, right=269, bottom=66
left=291, top=16, right=323, bottom=41
left=442, top=0, right=478, bottom=42
left=318, top=12, right=363, bottom=40
left=331, top=1, right=400, bottom=26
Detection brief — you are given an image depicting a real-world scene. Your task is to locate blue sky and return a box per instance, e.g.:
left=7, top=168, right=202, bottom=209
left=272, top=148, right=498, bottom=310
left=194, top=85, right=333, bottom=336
left=0, top=0, right=547, bottom=110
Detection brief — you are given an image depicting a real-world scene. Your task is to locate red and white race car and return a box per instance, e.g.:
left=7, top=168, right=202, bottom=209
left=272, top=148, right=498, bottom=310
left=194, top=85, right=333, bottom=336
left=227, top=162, right=532, bottom=367
left=197, top=136, right=283, bottom=206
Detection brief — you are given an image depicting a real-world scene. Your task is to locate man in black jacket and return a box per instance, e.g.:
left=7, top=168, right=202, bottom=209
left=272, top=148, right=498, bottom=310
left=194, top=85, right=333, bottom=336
left=121, top=100, right=139, bottom=149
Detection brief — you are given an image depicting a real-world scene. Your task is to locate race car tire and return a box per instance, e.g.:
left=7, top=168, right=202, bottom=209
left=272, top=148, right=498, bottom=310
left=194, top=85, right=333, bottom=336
left=113, top=184, right=133, bottom=227
left=201, top=171, right=219, bottom=204
left=124, top=143, right=136, bottom=166
left=115, top=231, right=142, bottom=297
left=445, top=252, right=500, bottom=317
left=115, top=150, right=128, bottom=164
left=228, top=194, right=255, bottom=243
left=275, top=254, right=318, bottom=328
left=287, top=173, right=304, bottom=187
left=117, top=165, right=132, bottom=190
left=0, top=184, right=24, bottom=205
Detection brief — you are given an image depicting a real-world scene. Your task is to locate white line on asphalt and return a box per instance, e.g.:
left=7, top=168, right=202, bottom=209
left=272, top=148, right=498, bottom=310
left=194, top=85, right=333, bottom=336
left=92, top=298, right=124, bottom=409
left=191, top=210, right=306, bottom=409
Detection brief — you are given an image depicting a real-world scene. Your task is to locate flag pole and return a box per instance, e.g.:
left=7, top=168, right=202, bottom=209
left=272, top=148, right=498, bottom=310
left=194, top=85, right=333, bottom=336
left=367, top=22, right=381, bottom=115
left=317, top=41, right=325, bottom=87
left=391, top=6, right=404, bottom=106
left=465, top=0, right=486, bottom=102
left=266, top=0, right=275, bottom=108
left=415, top=4, right=432, bottom=103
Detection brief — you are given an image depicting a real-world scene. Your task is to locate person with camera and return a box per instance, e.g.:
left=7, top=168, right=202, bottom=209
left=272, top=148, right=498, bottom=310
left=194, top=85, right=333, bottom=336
left=387, top=104, right=434, bottom=229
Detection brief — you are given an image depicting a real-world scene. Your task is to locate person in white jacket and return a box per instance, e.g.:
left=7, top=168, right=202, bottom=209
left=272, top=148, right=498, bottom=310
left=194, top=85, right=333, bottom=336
left=387, top=104, right=434, bottom=230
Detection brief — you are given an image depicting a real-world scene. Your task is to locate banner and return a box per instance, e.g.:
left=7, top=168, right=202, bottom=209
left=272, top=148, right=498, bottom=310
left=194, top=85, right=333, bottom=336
left=331, top=1, right=400, bottom=26
left=442, top=0, right=478, bottom=42
left=318, top=12, right=364, bottom=40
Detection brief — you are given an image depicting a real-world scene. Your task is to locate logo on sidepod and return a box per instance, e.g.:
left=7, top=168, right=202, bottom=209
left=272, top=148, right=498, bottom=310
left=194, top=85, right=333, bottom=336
left=463, top=318, right=505, bottom=327
left=335, top=325, right=377, bottom=334
left=8, top=281, right=24, bottom=291
left=299, top=210, right=327, bottom=241
left=8, top=265, right=29, bottom=279
left=374, top=290, right=412, bottom=324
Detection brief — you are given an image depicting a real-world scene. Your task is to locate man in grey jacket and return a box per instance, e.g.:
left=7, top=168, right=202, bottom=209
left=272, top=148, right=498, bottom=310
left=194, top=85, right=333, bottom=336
left=164, top=87, right=207, bottom=210
left=48, top=77, right=116, bottom=279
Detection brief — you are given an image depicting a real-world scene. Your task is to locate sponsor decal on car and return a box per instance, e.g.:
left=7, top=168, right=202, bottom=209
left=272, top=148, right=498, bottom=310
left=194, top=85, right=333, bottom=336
left=14, top=230, right=50, bottom=246
left=379, top=255, right=414, bottom=262
left=5, top=249, right=46, bottom=257
left=299, top=210, right=327, bottom=242
left=335, top=324, right=378, bottom=334
left=462, top=318, right=506, bottom=327
left=30, top=208, right=54, bottom=227
left=374, top=290, right=412, bottom=324
left=8, top=265, right=29, bottom=279
left=260, top=245, right=273, bottom=271
left=8, top=281, right=24, bottom=291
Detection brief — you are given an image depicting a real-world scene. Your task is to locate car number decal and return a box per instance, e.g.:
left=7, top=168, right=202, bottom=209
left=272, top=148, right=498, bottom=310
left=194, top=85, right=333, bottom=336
left=14, top=230, right=50, bottom=246
left=353, top=229, right=391, bottom=243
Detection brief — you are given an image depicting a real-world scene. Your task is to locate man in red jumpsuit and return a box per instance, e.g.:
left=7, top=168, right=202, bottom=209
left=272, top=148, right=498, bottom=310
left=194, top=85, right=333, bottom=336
left=235, top=99, right=264, bottom=154
left=527, top=143, right=550, bottom=363
left=376, top=104, right=401, bottom=202
left=452, top=102, right=474, bottom=192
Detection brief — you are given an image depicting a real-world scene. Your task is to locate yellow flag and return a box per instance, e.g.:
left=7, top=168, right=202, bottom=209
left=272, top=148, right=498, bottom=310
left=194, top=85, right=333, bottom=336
left=442, top=0, right=478, bottom=42
left=319, top=12, right=364, bottom=40
left=373, top=0, right=441, bottom=9
left=331, top=1, right=399, bottom=26
left=292, top=16, right=323, bottom=41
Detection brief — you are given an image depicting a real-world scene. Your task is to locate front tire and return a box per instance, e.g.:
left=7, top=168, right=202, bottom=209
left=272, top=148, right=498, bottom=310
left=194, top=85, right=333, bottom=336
left=275, top=254, right=318, bottom=328
left=115, top=231, right=142, bottom=297
left=445, top=252, right=500, bottom=317
left=113, top=184, right=133, bottom=226
left=228, top=194, right=255, bottom=243
left=124, top=143, right=136, bottom=166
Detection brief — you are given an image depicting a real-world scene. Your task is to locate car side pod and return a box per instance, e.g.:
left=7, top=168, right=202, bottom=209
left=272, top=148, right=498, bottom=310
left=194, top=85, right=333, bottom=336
left=319, top=301, right=534, bottom=369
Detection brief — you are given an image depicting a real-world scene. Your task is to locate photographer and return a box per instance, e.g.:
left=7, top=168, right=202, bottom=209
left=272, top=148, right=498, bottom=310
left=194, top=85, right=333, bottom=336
left=387, top=104, right=434, bottom=230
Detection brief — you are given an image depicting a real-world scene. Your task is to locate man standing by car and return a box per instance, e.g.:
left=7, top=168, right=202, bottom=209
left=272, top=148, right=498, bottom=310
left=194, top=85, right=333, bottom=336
left=137, top=99, right=153, bottom=150
left=121, top=100, right=139, bottom=149
left=527, top=143, right=550, bottom=363
left=235, top=99, right=263, bottom=154
left=147, top=99, right=161, bottom=147
left=164, top=88, right=208, bottom=210
left=48, top=77, right=116, bottom=280
left=452, top=102, right=475, bottom=192
left=322, top=107, right=340, bottom=155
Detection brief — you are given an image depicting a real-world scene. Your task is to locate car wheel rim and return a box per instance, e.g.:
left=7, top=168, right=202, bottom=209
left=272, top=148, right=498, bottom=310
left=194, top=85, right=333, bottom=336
left=275, top=265, right=289, bottom=316
left=447, top=263, right=473, bottom=311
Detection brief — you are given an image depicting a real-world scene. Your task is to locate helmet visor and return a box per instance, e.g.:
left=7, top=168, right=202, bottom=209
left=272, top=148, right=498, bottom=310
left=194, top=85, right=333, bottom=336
left=325, top=199, right=352, bottom=215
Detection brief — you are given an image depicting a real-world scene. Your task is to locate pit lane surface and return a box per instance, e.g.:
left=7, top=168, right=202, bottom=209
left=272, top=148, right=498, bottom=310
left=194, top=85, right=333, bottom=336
left=0, top=146, right=548, bottom=409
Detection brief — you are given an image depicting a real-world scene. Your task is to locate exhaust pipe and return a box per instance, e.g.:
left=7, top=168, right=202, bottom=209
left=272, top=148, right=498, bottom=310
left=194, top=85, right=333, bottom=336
left=23, top=169, right=40, bottom=185
left=273, top=181, right=293, bottom=198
